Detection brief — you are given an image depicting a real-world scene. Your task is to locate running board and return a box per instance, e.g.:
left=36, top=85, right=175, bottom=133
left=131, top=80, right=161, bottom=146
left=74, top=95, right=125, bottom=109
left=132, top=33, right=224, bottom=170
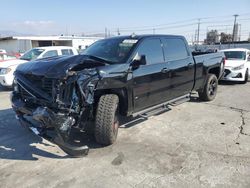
left=140, top=105, right=170, bottom=118
left=169, top=95, right=190, bottom=106
left=132, top=94, right=190, bottom=117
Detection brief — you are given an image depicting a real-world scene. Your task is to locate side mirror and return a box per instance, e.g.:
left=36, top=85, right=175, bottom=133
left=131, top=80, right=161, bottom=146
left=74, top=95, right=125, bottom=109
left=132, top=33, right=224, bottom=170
left=131, top=54, right=146, bottom=69
left=247, top=56, right=250, bottom=61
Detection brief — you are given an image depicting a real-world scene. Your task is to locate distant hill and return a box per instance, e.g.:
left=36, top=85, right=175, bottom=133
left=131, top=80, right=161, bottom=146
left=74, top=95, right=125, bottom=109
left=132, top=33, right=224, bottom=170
left=0, top=30, right=115, bottom=38
left=83, top=33, right=115, bottom=38
left=0, top=30, right=32, bottom=37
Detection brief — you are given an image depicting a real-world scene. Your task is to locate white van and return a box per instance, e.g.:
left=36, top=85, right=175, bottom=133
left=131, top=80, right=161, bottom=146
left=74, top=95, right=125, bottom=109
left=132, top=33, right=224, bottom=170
left=0, top=46, right=78, bottom=87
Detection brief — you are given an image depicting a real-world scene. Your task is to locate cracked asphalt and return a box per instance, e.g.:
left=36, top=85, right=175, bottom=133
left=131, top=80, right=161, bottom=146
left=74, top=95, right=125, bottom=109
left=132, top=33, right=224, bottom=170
left=0, top=81, right=250, bottom=188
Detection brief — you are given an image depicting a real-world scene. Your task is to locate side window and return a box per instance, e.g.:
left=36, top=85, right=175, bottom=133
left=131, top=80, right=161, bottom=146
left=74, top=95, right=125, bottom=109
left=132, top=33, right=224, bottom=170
left=135, top=38, right=164, bottom=65
left=42, top=50, right=58, bottom=58
left=61, top=49, right=74, bottom=55
left=162, top=38, right=189, bottom=61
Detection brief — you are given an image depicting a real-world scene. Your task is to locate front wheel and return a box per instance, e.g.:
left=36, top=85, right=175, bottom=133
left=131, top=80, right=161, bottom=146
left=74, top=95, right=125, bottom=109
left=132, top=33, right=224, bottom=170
left=242, top=69, right=249, bottom=84
left=198, top=74, right=218, bottom=101
left=95, top=94, right=119, bottom=145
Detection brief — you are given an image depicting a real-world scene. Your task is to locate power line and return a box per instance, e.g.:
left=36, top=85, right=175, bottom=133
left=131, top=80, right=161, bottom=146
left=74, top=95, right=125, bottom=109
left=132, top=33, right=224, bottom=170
left=117, top=18, right=197, bottom=30
left=112, top=13, right=250, bottom=31
left=70, top=13, right=250, bottom=40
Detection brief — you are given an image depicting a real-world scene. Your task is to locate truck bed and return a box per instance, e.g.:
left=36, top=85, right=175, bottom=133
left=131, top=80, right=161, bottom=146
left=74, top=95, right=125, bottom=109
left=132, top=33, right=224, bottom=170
left=193, top=51, right=225, bottom=91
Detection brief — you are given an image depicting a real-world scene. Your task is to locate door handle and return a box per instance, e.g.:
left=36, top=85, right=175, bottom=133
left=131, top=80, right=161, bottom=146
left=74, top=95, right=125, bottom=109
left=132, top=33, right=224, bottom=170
left=187, top=63, right=193, bottom=67
left=161, top=68, right=169, bottom=73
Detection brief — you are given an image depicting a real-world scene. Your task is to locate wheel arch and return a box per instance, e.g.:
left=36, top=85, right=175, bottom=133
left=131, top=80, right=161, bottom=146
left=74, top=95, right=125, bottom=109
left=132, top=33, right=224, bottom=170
left=94, top=88, right=128, bottom=116
left=208, top=66, right=221, bottom=79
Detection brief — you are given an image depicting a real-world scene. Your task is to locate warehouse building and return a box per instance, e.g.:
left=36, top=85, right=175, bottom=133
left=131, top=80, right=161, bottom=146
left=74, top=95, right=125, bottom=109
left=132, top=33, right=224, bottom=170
left=0, top=35, right=102, bottom=53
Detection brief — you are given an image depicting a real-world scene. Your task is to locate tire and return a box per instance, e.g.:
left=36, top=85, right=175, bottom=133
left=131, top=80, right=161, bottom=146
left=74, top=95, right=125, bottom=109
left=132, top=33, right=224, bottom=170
left=95, top=94, right=119, bottom=145
left=242, top=69, right=249, bottom=84
left=198, top=74, right=218, bottom=101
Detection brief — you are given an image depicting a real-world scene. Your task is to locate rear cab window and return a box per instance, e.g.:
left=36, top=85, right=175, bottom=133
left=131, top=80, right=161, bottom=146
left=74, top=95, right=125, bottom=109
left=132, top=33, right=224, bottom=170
left=135, top=38, right=164, bottom=65
left=162, top=38, right=189, bottom=61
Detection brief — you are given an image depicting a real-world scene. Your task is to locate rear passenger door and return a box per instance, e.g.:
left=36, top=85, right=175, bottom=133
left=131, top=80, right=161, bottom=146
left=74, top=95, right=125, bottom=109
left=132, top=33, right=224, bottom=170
left=132, top=38, right=170, bottom=112
left=162, top=37, right=195, bottom=98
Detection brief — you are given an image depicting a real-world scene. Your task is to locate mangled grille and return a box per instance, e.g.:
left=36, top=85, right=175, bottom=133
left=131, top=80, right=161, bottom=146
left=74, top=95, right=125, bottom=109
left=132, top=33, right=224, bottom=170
left=16, top=74, right=55, bottom=100
left=24, top=74, right=54, bottom=96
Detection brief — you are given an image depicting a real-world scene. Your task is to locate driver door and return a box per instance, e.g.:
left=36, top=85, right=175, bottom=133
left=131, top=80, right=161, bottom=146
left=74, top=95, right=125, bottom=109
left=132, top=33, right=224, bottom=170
left=132, top=38, right=170, bottom=112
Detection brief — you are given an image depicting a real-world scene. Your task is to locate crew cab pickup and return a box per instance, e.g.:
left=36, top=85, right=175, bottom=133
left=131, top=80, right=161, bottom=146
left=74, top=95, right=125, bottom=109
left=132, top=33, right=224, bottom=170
left=11, top=35, right=225, bottom=156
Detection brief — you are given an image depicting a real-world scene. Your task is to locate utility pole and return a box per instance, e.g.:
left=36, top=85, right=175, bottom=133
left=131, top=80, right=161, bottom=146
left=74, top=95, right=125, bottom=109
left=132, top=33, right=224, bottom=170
left=232, top=14, right=239, bottom=42
left=238, top=24, right=241, bottom=41
left=105, top=27, right=107, bottom=38
left=197, top=19, right=201, bottom=44
left=117, top=28, right=120, bottom=36
left=194, top=29, right=197, bottom=44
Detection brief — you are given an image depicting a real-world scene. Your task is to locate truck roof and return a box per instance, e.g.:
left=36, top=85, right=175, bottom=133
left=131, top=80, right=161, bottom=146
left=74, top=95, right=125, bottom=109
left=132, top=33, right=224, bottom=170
left=105, top=34, right=185, bottom=40
left=221, top=48, right=250, bottom=52
left=33, top=46, right=76, bottom=50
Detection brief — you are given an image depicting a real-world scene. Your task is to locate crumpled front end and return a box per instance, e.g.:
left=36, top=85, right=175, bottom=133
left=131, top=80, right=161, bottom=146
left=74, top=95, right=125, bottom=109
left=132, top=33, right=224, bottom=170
left=11, top=70, right=99, bottom=156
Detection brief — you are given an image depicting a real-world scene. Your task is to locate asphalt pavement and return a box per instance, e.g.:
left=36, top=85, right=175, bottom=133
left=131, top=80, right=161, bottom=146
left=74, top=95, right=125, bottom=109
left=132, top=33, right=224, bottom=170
left=0, top=81, right=250, bottom=188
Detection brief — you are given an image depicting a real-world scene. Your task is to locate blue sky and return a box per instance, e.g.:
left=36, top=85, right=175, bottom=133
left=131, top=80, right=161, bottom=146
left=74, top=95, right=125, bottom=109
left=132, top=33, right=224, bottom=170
left=1, top=0, right=250, bottom=41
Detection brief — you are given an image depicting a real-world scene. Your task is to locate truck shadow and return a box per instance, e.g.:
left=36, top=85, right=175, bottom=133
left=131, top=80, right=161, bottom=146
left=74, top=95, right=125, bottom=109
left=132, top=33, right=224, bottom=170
left=0, top=108, right=70, bottom=160
left=0, top=85, right=12, bottom=92
left=0, top=106, right=173, bottom=160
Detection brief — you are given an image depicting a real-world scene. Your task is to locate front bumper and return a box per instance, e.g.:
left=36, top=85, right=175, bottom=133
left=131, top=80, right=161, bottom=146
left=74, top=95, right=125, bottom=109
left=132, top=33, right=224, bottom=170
left=221, top=68, right=246, bottom=81
left=11, top=92, right=89, bottom=156
left=0, top=73, right=14, bottom=86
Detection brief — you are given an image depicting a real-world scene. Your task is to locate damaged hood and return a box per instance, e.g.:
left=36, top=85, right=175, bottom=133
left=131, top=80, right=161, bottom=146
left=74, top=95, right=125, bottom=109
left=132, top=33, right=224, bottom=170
left=15, top=55, right=107, bottom=78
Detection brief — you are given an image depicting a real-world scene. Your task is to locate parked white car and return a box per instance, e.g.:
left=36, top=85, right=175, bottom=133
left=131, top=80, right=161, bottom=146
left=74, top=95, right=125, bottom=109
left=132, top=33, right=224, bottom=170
left=0, top=46, right=78, bottom=87
left=221, top=48, right=250, bottom=83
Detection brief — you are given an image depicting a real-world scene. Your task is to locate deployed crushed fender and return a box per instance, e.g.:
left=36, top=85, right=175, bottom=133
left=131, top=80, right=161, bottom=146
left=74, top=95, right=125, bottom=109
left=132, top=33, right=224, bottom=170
left=11, top=55, right=106, bottom=156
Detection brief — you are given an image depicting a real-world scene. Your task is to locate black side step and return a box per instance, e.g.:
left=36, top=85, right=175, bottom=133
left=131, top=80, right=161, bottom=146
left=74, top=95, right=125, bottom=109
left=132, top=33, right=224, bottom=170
left=132, top=94, right=190, bottom=118
left=169, top=95, right=190, bottom=106
left=140, top=105, right=170, bottom=118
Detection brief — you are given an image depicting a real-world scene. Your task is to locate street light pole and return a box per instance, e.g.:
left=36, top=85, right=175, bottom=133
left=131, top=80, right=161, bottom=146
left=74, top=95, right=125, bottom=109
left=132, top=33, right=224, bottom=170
left=197, top=19, right=201, bottom=44
left=232, top=14, right=239, bottom=42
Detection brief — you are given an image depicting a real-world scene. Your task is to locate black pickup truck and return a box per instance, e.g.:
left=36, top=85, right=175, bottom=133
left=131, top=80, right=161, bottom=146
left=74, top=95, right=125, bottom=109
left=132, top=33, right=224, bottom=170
left=11, top=35, right=225, bottom=156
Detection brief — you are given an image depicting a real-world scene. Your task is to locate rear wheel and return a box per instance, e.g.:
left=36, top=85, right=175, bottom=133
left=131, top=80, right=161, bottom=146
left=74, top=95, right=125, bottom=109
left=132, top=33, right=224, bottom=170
left=198, top=74, right=218, bottom=101
left=95, top=94, right=119, bottom=145
left=242, top=69, right=249, bottom=84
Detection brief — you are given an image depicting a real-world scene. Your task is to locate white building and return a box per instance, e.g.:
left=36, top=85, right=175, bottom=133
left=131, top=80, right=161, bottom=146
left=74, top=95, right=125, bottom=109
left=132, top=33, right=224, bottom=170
left=0, top=35, right=102, bottom=53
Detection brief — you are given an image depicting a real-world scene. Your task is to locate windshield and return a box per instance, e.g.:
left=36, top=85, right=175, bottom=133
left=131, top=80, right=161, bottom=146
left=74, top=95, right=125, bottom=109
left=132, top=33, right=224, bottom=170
left=20, top=49, right=45, bottom=61
left=224, top=51, right=246, bottom=60
left=82, top=38, right=138, bottom=63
